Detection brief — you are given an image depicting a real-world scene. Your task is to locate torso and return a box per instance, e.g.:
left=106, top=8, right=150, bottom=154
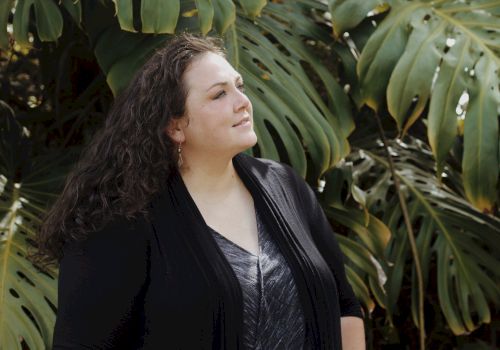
left=190, top=176, right=259, bottom=256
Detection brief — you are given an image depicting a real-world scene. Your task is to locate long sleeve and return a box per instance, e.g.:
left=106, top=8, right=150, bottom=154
left=294, top=173, right=363, bottom=318
left=52, top=218, right=151, bottom=349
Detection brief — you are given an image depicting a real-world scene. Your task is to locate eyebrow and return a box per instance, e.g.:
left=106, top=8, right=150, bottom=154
left=206, top=75, right=243, bottom=91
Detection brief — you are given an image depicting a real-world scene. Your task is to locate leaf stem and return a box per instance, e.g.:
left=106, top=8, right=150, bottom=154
left=373, top=113, right=426, bottom=350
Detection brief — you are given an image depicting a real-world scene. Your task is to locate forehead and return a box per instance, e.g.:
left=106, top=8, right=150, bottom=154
left=183, top=52, right=240, bottom=91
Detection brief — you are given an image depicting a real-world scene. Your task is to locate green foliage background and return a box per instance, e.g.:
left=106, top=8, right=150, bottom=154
left=0, top=0, right=499, bottom=349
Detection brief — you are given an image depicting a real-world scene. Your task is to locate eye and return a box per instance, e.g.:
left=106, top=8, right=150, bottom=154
left=237, top=83, right=245, bottom=92
left=213, top=90, right=226, bottom=100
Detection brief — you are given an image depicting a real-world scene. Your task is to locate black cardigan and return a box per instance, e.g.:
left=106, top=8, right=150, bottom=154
left=53, top=153, right=362, bottom=349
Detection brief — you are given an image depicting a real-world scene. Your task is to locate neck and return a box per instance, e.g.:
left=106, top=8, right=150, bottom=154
left=179, top=152, right=240, bottom=199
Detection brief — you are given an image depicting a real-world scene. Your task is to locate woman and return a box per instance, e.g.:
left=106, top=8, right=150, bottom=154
left=37, top=33, right=365, bottom=349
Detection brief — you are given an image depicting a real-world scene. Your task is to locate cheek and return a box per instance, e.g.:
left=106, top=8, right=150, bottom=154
left=187, top=113, right=225, bottom=142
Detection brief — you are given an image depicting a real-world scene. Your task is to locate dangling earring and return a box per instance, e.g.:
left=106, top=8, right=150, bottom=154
left=177, top=142, right=183, bottom=168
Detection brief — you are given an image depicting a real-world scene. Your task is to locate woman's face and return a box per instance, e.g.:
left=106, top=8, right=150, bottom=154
left=176, top=52, right=257, bottom=160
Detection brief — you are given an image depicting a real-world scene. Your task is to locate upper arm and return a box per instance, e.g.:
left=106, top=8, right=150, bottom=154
left=52, top=218, right=151, bottom=349
left=291, top=171, right=363, bottom=318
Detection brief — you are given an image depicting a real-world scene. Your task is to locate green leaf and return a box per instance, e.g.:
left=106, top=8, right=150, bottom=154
left=386, top=17, right=447, bottom=133
left=61, top=0, right=82, bottom=27
left=243, top=78, right=307, bottom=173
left=237, top=0, right=267, bottom=19
left=141, top=0, right=180, bottom=34
left=337, top=235, right=381, bottom=282
left=327, top=206, right=390, bottom=259
left=33, top=0, right=63, bottom=42
left=328, top=0, right=385, bottom=37
left=385, top=210, right=408, bottom=318
left=462, top=54, right=500, bottom=212
left=349, top=0, right=500, bottom=211
left=322, top=166, right=353, bottom=208
left=0, top=0, right=14, bottom=49
left=345, top=265, right=376, bottom=312
left=12, top=0, right=33, bottom=47
left=357, top=1, right=418, bottom=111
left=354, top=137, right=500, bottom=335
left=410, top=209, right=433, bottom=327
left=236, top=16, right=342, bottom=178
left=322, top=197, right=390, bottom=312
left=195, top=0, right=214, bottom=35
left=12, top=0, right=63, bottom=46
left=338, top=233, right=388, bottom=310
left=105, top=36, right=166, bottom=95
left=427, top=34, right=474, bottom=175
left=262, top=4, right=356, bottom=139
left=212, top=0, right=236, bottom=34
left=113, top=0, right=136, bottom=32
left=247, top=10, right=353, bottom=175
left=88, top=5, right=166, bottom=95
left=223, top=23, right=239, bottom=67
left=332, top=43, right=364, bottom=108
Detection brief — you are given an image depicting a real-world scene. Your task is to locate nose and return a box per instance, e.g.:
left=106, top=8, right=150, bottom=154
left=234, top=89, right=251, bottom=113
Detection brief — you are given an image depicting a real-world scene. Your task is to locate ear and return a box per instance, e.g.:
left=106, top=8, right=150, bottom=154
left=165, top=117, right=187, bottom=143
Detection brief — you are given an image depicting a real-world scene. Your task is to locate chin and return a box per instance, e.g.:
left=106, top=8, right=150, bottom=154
left=236, top=133, right=258, bottom=153
left=245, top=131, right=258, bottom=148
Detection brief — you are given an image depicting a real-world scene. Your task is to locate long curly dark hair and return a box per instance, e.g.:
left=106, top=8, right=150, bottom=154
left=32, top=33, right=225, bottom=267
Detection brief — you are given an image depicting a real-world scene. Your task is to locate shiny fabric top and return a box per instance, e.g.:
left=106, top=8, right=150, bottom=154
left=209, top=204, right=307, bottom=349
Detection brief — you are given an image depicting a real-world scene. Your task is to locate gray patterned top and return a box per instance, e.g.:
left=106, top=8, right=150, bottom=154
left=208, top=207, right=307, bottom=350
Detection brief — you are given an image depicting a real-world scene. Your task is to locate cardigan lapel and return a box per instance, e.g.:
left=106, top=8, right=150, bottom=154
left=149, top=170, right=244, bottom=349
left=233, top=153, right=341, bottom=350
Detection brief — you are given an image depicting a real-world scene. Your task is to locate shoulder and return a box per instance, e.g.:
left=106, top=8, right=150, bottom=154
left=62, top=214, right=151, bottom=260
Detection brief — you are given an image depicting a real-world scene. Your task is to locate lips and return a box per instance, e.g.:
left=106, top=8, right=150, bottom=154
left=232, top=116, right=250, bottom=127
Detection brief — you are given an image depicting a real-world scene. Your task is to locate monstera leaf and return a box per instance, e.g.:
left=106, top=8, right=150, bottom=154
left=318, top=163, right=391, bottom=314
left=347, top=137, right=500, bottom=335
left=0, top=0, right=81, bottom=48
left=234, top=2, right=353, bottom=180
left=329, top=0, right=500, bottom=213
left=112, top=0, right=261, bottom=34
left=0, top=0, right=249, bottom=48
left=0, top=106, right=63, bottom=350
left=330, top=207, right=390, bottom=314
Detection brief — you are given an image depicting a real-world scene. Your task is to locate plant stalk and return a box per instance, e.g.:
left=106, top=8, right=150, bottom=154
left=374, top=114, right=426, bottom=350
